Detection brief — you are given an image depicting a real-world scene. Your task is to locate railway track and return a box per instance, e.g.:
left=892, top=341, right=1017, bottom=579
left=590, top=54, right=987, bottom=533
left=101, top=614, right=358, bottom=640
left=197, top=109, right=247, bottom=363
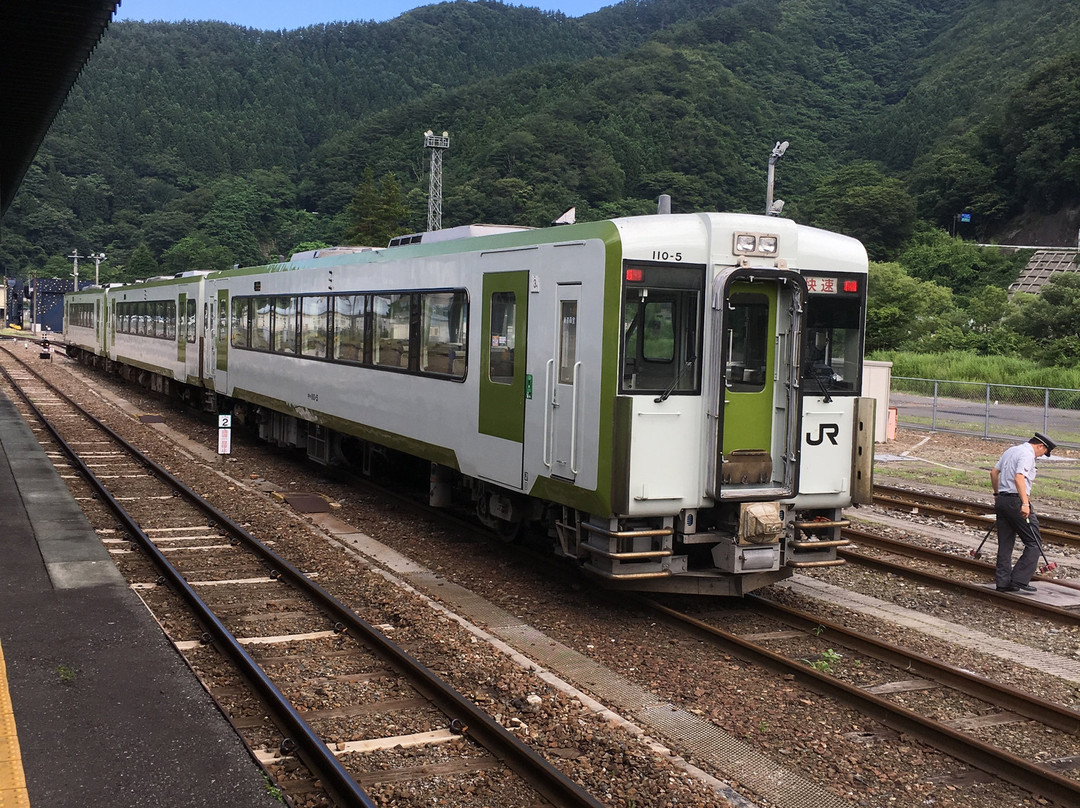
left=874, top=483, right=1080, bottom=548
left=646, top=596, right=1080, bottom=806
left=0, top=346, right=605, bottom=808
left=19, top=343, right=1080, bottom=808
left=837, top=526, right=1080, bottom=625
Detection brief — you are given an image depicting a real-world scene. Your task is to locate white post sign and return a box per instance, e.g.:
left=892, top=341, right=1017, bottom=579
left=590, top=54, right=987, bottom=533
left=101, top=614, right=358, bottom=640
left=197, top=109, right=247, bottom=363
left=217, top=414, right=232, bottom=455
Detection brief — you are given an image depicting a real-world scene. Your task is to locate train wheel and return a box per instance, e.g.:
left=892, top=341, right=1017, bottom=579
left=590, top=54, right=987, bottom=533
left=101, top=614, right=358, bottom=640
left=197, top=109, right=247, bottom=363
left=495, top=518, right=523, bottom=544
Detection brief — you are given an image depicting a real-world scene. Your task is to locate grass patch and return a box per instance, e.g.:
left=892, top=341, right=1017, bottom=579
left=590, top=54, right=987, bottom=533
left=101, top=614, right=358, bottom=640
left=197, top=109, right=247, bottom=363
left=871, top=350, right=1080, bottom=390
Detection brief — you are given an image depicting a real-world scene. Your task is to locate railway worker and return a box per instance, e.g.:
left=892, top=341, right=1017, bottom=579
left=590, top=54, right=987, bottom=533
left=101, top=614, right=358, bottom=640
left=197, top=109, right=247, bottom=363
left=989, top=432, right=1056, bottom=592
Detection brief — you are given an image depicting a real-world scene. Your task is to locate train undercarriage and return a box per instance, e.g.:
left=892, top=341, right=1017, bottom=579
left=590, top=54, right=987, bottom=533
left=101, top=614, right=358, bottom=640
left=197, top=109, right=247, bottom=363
left=69, top=355, right=850, bottom=597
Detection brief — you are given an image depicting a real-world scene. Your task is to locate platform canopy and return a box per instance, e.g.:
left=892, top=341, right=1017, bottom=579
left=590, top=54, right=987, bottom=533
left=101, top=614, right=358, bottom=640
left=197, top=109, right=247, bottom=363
left=1, top=1, right=119, bottom=217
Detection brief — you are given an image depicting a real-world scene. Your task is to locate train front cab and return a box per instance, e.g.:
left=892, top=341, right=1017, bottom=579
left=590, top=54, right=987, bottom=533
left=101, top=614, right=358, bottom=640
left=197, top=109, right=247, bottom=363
left=575, top=219, right=871, bottom=596
left=573, top=242, right=808, bottom=596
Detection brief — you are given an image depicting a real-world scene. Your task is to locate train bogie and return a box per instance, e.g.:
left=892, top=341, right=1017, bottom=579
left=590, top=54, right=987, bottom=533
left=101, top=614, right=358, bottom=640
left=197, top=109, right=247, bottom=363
left=64, top=210, right=871, bottom=596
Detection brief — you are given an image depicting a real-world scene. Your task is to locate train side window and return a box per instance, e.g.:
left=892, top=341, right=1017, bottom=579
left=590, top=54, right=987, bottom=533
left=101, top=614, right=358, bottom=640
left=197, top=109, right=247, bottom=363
left=231, top=298, right=250, bottom=348
left=374, top=293, right=410, bottom=369
left=333, top=294, right=364, bottom=362
left=803, top=293, right=863, bottom=393
left=558, top=300, right=577, bottom=385
left=273, top=296, right=297, bottom=353
left=642, top=300, right=674, bottom=361
left=164, top=301, right=176, bottom=340
left=251, top=297, right=272, bottom=351
left=621, top=288, right=700, bottom=394
left=489, top=292, right=515, bottom=384
left=301, top=296, right=328, bottom=359
left=422, top=291, right=467, bottom=378
left=136, top=302, right=148, bottom=336
left=725, top=293, right=769, bottom=392
left=186, top=299, right=197, bottom=344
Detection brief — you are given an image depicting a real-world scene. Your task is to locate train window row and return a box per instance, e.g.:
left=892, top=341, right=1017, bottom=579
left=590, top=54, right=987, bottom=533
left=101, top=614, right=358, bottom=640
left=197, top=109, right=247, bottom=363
left=115, top=299, right=198, bottom=343
left=230, top=290, right=469, bottom=379
left=68, top=302, right=95, bottom=329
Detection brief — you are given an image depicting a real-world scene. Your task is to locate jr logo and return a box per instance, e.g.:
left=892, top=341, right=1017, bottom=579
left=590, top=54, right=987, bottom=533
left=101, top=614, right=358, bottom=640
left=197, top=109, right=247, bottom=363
left=807, top=423, right=840, bottom=446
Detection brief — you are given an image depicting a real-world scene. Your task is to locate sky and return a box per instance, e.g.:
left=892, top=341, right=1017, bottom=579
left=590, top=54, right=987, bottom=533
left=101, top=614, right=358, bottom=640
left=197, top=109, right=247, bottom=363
left=112, top=0, right=616, bottom=30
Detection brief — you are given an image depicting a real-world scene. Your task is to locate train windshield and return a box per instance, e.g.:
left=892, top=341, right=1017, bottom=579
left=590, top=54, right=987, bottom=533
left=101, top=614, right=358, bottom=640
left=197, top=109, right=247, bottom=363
left=621, top=264, right=704, bottom=396
left=802, top=274, right=865, bottom=394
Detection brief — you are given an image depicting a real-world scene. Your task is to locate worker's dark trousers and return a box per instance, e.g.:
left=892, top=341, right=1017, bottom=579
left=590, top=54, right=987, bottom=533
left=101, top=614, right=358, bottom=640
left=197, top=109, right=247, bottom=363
left=995, top=495, right=1042, bottom=587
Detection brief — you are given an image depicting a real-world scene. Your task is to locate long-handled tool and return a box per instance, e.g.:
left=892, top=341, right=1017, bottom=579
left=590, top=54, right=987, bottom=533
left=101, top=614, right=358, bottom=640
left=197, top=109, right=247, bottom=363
left=969, top=525, right=994, bottom=560
left=1031, top=519, right=1058, bottom=573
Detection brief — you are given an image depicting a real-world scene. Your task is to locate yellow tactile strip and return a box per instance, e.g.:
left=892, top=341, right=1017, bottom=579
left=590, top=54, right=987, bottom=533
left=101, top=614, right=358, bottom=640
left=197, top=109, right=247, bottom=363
left=0, top=640, right=29, bottom=808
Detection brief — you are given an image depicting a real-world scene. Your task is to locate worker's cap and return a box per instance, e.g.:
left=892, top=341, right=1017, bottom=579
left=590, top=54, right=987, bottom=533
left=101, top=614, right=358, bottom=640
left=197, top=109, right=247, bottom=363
left=1033, top=432, right=1057, bottom=456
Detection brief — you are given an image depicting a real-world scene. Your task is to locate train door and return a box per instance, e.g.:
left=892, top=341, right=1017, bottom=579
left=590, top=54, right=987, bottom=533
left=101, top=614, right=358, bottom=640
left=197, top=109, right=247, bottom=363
left=177, top=293, right=188, bottom=365
left=211, top=289, right=229, bottom=392
left=478, top=272, right=528, bottom=487
left=721, top=281, right=775, bottom=458
left=547, top=283, right=582, bottom=481
left=201, top=299, right=212, bottom=388
left=707, top=268, right=804, bottom=500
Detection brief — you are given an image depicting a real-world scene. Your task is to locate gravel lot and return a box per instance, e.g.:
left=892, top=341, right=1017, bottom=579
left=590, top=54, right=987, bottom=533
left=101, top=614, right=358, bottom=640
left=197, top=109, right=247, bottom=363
left=16, top=352, right=1080, bottom=808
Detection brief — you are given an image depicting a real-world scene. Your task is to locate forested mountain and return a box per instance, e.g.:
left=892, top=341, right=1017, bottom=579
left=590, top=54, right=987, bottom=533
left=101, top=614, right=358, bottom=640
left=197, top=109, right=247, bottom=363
left=3, top=0, right=1079, bottom=285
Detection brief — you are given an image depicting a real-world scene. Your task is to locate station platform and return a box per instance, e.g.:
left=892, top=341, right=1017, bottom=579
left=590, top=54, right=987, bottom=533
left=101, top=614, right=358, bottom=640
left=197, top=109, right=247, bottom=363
left=0, top=390, right=280, bottom=808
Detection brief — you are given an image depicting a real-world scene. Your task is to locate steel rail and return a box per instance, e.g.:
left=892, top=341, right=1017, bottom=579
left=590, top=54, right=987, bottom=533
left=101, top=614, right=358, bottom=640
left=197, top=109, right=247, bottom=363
left=843, top=526, right=1080, bottom=592
left=0, top=359, right=378, bottom=808
left=644, top=598, right=1080, bottom=807
left=874, top=484, right=1080, bottom=547
left=747, top=594, right=1080, bottom=734
left=0, top=351, right=605, bottom=808
left=836, top=542, right=1080, bottom=627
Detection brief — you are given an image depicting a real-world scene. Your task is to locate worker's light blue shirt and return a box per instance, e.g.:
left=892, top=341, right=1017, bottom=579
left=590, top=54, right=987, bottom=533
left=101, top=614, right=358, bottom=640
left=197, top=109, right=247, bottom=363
left=995, top=442, right=1037, bottom=496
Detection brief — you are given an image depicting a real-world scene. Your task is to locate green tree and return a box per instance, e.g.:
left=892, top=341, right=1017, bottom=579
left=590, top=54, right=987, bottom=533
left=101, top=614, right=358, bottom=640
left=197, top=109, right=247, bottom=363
left=161, top=235, right=234, bottom=274
left=964, top=285, right=1010, bottom=332
left=801, top=163, right=917, bottom=260
left=288, top=241, right=332, bottom=257
left=128, top=242, right=158, bottom=278
left=343, top=169, right=410, bottom=247
left=908, top=139, right=1007, bottom=228
left=994, top=53, right=1080, bottom=213
left=199, top=178, right=278, bottom=265
left=897, top=228, right=1024, bottom=298
left=866, top=261, right=957, bottom=352
left=1007, top=274, right=1080, bottom=365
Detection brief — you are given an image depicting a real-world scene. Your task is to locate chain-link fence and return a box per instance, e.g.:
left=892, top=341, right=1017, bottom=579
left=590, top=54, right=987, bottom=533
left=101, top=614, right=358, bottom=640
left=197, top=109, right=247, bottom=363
left=890, top=377, right=1080, bottom=448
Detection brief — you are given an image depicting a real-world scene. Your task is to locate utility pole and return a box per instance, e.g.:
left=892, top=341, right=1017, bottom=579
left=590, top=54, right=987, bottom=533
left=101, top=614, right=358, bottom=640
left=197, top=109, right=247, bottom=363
left=67, top=249, right=85, bottom=291
left=424, top=130, right=449, bottom=231
left=90, top=252, right=107, bottom=284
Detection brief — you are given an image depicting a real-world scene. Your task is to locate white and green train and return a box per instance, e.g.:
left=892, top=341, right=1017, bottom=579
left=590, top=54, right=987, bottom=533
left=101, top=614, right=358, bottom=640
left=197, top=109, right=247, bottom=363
left=65, top=210, right=872, bottom=596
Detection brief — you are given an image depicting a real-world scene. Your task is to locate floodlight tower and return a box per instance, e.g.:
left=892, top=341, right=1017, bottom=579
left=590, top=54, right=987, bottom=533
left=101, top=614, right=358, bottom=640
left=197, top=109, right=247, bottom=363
left=91, top=252, right=107, bottom=284
left=424, top=130, right=450, bottom=231
left=765, top=140, right=789, bottom=216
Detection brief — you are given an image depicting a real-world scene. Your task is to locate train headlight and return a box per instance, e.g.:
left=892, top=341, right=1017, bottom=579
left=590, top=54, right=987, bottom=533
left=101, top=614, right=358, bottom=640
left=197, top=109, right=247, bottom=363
left=733, top=233, right=780, bottom=258
left=734, top=234, right=757, bottom=254
left=757, top=236, right=778, bottom=255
